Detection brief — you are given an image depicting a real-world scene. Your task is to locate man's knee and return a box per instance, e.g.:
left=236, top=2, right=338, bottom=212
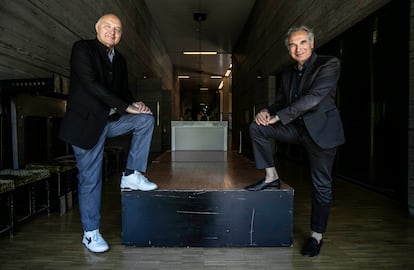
left=132, top=113, right=154, bottom=127
left=249, top=121, right=268, bottom=141
left=144, top=114, right=155, bottom=125
left=249, top=121, right=259, bottom=135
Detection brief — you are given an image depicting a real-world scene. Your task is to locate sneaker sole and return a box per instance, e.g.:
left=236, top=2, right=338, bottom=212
left=120, top=186, right=158, bottom=192
left=82, top=242, right=109, bottom=253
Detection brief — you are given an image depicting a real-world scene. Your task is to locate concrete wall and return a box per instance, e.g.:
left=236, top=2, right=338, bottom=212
left=233, top=0, right=391, bottom=80
left=231, top=0, right=414, bottom=215
left=0, top=0, right=176, bottom=105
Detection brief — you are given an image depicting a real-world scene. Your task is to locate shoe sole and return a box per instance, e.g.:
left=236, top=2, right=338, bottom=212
left=82, top=242, right=109, bottom=253
left=120, top=186, right=158, bottom=192
left=84, top=246, right=109, bottom=253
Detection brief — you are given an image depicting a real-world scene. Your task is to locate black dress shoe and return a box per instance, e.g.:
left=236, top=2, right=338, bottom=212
left=301, top=237, right=323, bottom=257
left=245, top=179, right=280, bottom=191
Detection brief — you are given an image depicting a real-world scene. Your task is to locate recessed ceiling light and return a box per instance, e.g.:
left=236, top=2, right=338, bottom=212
left=183, top=51, right=217, bottom=55
left=218, top=81, right=224, bottom=89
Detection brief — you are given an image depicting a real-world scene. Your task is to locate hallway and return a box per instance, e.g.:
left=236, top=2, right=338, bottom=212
left=0, top=151, right=413, bottom=269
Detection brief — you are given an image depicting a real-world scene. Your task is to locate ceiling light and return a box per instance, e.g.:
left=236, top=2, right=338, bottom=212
left=225, top=69, right=231, bottom=77
left=210, top=76, right=222, bottom=79
left=183, top=51, right=217, bottom=55
left=177, top=75, right=190, bottom=79
left=200, top=87, right=209, bottom=91
left=218, top=80, right=224, bottom=89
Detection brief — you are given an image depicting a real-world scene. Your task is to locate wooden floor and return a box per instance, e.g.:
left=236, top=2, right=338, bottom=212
left=1, top=150, right=414, bottom=269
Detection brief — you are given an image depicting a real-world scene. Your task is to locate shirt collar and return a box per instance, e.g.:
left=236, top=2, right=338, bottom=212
left=108, top=48, right=115, bottom=62
left=95, top=39, right=116, bottom=59
left=294, top=52, right=314, bottom=72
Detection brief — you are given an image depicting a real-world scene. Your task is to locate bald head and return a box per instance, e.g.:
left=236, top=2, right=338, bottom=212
left=95, top=14, right=122, bottom=49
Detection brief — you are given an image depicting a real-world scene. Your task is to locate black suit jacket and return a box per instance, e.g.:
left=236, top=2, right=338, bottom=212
left=268, top=53, right=345, bottom=149
left=59, top=39, right=134, bottom=149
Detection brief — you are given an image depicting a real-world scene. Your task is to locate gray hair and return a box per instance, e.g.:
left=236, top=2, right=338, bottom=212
left=95, top=13, right=122, bottom=28
left=284, top=25, right=315, bottom=49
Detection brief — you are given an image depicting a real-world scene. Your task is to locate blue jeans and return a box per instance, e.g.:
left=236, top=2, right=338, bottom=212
left=72, top=113, right=154, bottom=231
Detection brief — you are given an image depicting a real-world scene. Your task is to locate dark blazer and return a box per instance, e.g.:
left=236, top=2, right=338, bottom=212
left=268, top=53, right=345, bottom=149
left=59, top=39, right=134, bottom=149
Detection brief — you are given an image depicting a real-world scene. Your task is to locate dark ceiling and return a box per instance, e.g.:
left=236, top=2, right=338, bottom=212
left=144, top=0, right=256, bottom=95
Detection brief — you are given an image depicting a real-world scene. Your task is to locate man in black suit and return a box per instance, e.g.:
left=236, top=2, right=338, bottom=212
left=60, top=14, right=157, bottom=253
left=245, top=25, right=345, bottom=257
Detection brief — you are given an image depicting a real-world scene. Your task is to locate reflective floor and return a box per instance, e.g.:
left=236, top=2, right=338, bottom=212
left=0, top=150, right=413, bottom=269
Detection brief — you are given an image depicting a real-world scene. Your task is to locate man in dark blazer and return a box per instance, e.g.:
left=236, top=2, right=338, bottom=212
left=245, top=25, right=345, bottom=257
left=60, top=14, right=157, bottom=253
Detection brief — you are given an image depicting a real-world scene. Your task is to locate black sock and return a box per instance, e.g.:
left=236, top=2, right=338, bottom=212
left=124, top=169, right=135, bottom=176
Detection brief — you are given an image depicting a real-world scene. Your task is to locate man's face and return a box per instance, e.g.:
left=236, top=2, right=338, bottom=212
left=95, top=14, right=122, bottom=49
left=287, top=30, right=314, bottom=67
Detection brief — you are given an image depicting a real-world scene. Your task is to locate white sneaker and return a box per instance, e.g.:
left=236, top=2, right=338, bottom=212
left=82, top=229, right=109, bottom=253
left=120, top=171, right=158, bottom=191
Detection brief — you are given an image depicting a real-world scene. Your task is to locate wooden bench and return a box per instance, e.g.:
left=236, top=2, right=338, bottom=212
left=0, top=180, right=15, bottom=236
left=27, top=157, right=77, bottom=215
left=0, top=169, right=50, bottom=236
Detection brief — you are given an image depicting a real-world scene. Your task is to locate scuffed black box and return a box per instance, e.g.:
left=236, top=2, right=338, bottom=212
left=121, top=188, right=293, bottom=247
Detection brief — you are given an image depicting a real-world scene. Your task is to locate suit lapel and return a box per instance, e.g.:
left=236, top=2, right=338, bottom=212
left=91, top=39, right=108, bottom=83
left=286, top=67, right=295, bottom=104
left=297, top=53, right=317, bottom=96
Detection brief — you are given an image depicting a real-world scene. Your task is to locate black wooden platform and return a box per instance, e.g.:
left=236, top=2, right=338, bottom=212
left=121, top=151, right=294, bottom=247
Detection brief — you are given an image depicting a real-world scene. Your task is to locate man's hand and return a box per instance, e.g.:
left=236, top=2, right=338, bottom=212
left=126, top=101, right=152, bottom=114
left=255, top=110, right=279, bottom=126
